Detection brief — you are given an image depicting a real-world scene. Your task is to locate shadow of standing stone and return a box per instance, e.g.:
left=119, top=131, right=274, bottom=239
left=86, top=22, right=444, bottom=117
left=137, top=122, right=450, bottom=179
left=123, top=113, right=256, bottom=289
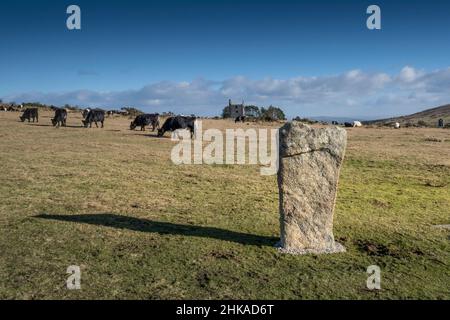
left=277, top=122, right=347, bottom=255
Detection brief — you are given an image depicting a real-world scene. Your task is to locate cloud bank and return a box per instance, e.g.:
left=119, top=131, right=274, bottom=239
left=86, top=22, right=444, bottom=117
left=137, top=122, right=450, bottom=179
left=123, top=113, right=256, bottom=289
left=4, top=66, right=450, bottom=118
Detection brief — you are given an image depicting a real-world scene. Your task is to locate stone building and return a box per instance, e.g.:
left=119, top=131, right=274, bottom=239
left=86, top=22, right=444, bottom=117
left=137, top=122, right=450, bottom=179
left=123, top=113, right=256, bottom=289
left=225, top=99, right=245, bottom=118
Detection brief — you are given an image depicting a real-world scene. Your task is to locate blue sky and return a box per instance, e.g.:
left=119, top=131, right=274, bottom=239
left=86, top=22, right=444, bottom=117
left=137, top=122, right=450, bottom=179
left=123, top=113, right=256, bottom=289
left=1, top=0, right=450, bottom=118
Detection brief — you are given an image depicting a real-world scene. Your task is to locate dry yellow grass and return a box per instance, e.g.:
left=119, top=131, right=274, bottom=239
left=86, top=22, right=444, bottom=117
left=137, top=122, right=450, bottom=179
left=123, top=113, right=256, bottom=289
left=0, top=110, right=449, bottom=299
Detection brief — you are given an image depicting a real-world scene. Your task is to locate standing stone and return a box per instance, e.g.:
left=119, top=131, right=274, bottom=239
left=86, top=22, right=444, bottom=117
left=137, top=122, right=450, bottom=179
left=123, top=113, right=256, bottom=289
left=277, top=122, right=347, bottom=254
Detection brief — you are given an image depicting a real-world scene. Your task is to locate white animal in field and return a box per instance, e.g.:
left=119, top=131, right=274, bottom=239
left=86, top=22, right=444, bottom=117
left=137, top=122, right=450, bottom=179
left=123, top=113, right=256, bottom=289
left=353, top=121, right=362, bottom=127
left=394, top=122, right=400, bottom=129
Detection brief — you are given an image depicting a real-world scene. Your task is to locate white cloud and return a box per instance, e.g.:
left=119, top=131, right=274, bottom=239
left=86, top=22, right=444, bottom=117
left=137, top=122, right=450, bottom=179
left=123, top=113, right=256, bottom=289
left=4, top=66, right=450, bottom=118
left=398, top=66, right=421, bottom=83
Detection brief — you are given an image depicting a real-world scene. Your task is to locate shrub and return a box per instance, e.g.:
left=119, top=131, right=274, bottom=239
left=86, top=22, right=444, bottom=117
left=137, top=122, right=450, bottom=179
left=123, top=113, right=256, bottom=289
left=417, top=120, right=428, bottom=127
left=293, top=116, right=317, bottom=124
left=121, top=107, right=143, bottom=117
left=260, top=105, right=286, bottom=121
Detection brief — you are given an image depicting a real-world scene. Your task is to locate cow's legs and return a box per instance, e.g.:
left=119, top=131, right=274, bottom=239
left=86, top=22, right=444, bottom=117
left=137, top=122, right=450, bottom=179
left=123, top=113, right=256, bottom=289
left=101, top=121, right=104, bottom=128
left=94, top=121, right=98, bottom=128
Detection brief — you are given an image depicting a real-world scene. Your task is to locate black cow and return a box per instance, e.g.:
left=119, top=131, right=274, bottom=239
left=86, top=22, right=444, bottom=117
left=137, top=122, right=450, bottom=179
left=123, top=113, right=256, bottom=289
left=130, top=114, right=160, bottom=131
left=344, top=122, right=353, bottom=128
left=82, top=109, right=105, bottom=128
left=20, top=108, right=39, bottom=123
left=82, top=108, right=91, bottom=119
left=51, top=108, right=67, bottom=127
left=235, top=116, right=246, bottom=123
left=157, top=116, right=196, bottom=138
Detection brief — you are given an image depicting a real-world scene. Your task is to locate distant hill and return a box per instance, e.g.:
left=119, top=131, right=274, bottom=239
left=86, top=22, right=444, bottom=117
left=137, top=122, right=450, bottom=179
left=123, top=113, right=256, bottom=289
left=365, top=104, right=450, bottom=127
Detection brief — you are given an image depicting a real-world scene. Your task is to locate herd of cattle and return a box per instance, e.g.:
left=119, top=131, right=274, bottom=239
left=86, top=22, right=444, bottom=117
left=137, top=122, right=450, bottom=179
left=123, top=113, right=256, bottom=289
left=16, top=107, right=371, bottom=135
left=10, top=107, right=440, bottom=132
left=16, top=107, right=197, bottom=136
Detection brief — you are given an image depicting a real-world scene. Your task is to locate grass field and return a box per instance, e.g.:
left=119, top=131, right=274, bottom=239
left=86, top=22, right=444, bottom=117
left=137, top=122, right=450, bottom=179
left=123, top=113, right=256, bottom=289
left=0, top=110, right=449, bottom=299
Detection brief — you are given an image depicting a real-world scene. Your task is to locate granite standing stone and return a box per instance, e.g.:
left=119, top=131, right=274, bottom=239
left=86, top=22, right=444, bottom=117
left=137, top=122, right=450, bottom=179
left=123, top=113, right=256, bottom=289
left=277, top=122, right=347, bottom=254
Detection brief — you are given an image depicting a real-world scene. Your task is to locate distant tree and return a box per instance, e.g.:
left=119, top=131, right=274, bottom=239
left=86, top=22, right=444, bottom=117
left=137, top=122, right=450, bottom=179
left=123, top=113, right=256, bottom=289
left=293, top=116, right=317, bottom=124
left=121, top=107, right=143, bottom=116
left=222, top=103, right=284, bottom=121
left=417, top=120, right=428, bottom=127
left=260, top=105, right=286, bottom=121
left=221, top=106, right=232, bottom=118
left=244, top=105, right=260, bottom=118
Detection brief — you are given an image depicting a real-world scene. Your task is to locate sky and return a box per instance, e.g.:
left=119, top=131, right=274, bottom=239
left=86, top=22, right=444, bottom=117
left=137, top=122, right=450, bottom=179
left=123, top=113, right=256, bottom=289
left=1, top=0, right=450, bottom=118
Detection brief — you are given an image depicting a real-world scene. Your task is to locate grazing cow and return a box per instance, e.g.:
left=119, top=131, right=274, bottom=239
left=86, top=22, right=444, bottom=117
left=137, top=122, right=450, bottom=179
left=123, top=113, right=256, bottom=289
left=394, top=122, right=401, bottom=129
left=344, top=122, right=353, bottom=128
left=8, top=106, right=21, bottom=112
left=82, top=108, right=91, bottom=119
left=353, top=121, right=363, bottom=127
left=82, top=109, right=105, bottom=128
left=157, top=116, right=196, bottom=138
left=235, top=116, right=246, bottom=123
left=130, top=113, right=160, bottom=131
left=20, top=108, right=39, bottom=123
left=331, top=121, right=339, bottom=125
left=51, top=108, right=67, bottom=127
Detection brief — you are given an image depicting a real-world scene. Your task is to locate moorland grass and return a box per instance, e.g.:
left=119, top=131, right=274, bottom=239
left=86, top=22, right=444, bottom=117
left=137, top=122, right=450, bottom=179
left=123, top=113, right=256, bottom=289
left=0, top=111, right=449, bottom=299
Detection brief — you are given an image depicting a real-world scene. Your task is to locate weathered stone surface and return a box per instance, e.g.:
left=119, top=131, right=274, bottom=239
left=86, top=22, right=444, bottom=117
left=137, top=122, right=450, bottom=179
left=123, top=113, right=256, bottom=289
left=277, top=122, right=347, bottom=255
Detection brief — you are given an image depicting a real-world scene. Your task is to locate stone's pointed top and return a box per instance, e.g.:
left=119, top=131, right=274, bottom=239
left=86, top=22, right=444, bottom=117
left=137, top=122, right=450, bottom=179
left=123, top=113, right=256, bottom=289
left=279, top=121, right=347, bottom=160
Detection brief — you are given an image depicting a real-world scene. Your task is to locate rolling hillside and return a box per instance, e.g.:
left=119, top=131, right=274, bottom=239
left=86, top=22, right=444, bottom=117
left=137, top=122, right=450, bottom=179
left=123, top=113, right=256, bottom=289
left=366, top=104, right=450, bottom=127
